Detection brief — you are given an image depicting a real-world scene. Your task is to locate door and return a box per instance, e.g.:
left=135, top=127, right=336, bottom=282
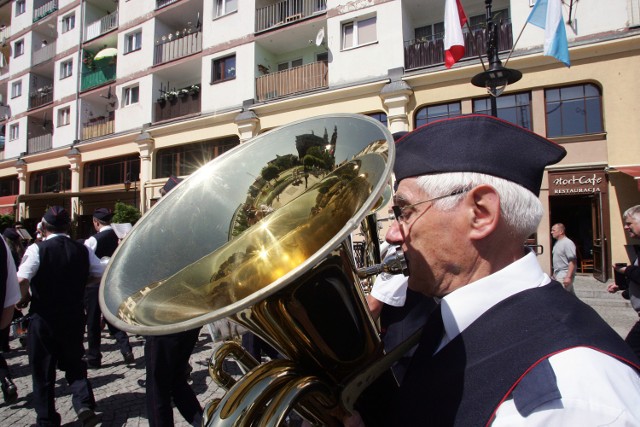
left=591, top=192, right=607, bottom=281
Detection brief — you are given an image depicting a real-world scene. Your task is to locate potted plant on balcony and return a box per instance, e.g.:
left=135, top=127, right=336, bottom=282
left=157, top=97, right=166, bottom=106
left=189, top=84, right=200, bottom=96
left=164, top=90, right=179, bottom=102
left=178, top=88, right=189, bottom=99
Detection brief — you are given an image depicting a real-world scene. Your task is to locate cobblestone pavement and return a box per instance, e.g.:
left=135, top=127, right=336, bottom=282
left=0, top=275, right=636, bottom=426
left=0, top=329, right=225, bottom=426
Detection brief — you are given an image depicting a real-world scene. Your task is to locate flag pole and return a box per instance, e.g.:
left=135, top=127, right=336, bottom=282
left=504, top=19, right=530, bottom=67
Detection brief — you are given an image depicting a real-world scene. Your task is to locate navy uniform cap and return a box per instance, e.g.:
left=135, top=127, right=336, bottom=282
left=394, top=115, right=566, bottom=196
left=160, top=175, right=183, bottom=196
left=43, top=206, right=70, bottom=227
left=93, top=207, right=113, bottom=222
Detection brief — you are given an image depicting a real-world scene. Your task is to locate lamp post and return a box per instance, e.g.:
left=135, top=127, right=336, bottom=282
left=124, top=174, right=137, bottom=209
left=471, top=0, right=522, bottom=117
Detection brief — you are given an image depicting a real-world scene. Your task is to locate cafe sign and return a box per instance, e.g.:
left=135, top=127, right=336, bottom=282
left=549, top=171, right=607, bottom=195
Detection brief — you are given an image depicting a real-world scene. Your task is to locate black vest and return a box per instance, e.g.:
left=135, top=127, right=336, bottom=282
left=29, top=236, right=90, bottom=322
left=93, top=228, right=118, bottom=258
left=392, top=282, right=640, bottom=427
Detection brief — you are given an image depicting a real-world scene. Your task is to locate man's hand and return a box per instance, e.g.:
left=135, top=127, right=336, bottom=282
left=607, top=283, right=619, bottom=294
left=16, top=293, right=30, bottom=309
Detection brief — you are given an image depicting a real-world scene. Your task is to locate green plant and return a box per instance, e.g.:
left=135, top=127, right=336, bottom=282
left=111, top=201, right=141, bottom=225
left=0, top=213, right=14, bottom=231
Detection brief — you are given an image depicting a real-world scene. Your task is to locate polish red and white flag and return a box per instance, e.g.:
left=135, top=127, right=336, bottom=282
left=444, top=0, right=468, bottom=69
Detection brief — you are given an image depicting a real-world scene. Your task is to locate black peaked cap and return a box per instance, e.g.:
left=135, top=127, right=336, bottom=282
left=394, top=115, right=566, bottom=196
left=43, top=206, right=70, bottom=227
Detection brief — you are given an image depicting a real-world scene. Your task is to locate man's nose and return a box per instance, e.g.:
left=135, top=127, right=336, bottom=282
left=385, top=220, right=404, bottom=245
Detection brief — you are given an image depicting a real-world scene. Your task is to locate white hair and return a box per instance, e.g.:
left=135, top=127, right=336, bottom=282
left=414, top=172, right=543, bottom=240
left=623, top=205, right=640, bottom=220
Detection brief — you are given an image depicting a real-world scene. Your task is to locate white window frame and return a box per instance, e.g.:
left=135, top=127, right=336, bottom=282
left=60, top=59, right=73, bottom=79
left=215, top=0, right=238, bottom=18
left=124, top=85, right=139, bottom=106
left=62, top=13, right=75, bottom=33
left=57, top=107, right=71, bottom=127
left=14, top=40, right=24, bottom=58
left=277, top=58, right=303, bottom=71
left=342, top=16, right=377, bottom=50
left=15, top=0, right=25, bottom=16
left=125, top=31, right=142, bottom=54
left=9, top=124, right=18, bottom=141
left=11, top=81, right=21, bottom=98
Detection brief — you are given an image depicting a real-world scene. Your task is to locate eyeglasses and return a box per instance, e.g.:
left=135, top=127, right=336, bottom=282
left=391, top=188, right=469, bottom=224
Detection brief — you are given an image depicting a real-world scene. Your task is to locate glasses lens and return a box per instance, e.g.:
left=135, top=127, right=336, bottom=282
left=391, top=206, right=402, bottom=222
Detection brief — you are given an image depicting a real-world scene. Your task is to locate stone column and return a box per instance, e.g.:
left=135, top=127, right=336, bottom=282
left=15, top=158, right=27, bottom=221
left=234, top=110, right=260, bottom=143
left=136, top=132, right=155, bottom=213
left=380, top=68, right=413, bottom=134
left=66, top=146, right=81, bottom=217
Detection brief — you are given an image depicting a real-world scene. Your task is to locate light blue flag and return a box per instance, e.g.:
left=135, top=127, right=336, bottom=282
left=527, top=0, right=570, bottom=67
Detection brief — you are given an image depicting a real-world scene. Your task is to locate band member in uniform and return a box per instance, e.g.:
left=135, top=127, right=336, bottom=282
left=16, top=206, right=103, bottom=426
left=144, top=177, right=203, bottom=427
left=348, top=115, right=640, bottom=426
left=84, top=208, right=134, bottom=368
left=0, top=230, right=20, bottom=404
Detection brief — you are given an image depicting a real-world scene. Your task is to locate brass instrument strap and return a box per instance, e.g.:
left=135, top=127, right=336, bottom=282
left=340, top=327, right=423, bottom=413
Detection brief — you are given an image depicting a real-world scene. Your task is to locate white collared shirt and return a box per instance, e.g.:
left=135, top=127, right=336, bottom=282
left=84, top=224, right=113, bottom=253
left=436, top=251, right=640, bottom=425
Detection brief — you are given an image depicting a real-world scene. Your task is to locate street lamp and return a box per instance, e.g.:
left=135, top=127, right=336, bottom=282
left=471, top=0, right=522, bottom=116
left=124, top=174, right=137, bottom=209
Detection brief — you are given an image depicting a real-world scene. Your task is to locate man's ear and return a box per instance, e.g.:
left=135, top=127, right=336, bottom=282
left=466, top=185, right=500, bottom=241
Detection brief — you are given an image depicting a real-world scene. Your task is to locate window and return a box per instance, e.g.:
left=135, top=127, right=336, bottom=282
left=57, top=107, right=70, bottom=127
left=14, top=40, right=24, bottom=58
left=84, top=155, right=140, bottom=187
left=0, top=175, right=19, bottom=197
left=156, top=137, right=239, bottom=178
left=62, top=13, right=75, bottom=33
left=9, top=124, right=18, bottom=141
left=124, top=86, right=140, bottom=106
left=414, top=22, right=444, bottom=42
left=415, top=102, right=462, bottom=128
left=342, top=16, right=377, bottom=50
left=212, top=55, right=236, bottom=83
left=11, top=81, right=22, bottom=98
left=30, top=168, right=71, bottom=193
left=367, top=112, right=388, bottom=127
left=473, top=92, right=532, bottom=130
left=60, top=59, right=73, bottom=79
left=125, top=31, right=142, bottom=54
left=15, top=0, right=25, bottom=16
left=215, top=0, right=237, bottom=18
left=545, top=84, right=603, bottom=137
left=277, top=58, right=302, bottom=71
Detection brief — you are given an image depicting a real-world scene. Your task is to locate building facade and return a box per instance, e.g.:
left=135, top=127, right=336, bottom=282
left=0, top=0, right=638, bottom=279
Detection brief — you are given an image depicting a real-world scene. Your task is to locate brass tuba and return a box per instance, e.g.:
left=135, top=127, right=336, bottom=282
left=100, top=114, right=400, bottom=425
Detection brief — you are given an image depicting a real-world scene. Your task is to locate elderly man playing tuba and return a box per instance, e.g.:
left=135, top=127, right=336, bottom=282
left=348, top=115, right=640, bottom=426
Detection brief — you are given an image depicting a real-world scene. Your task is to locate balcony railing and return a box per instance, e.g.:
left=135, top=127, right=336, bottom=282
left=256, top=61, right=328, bottom=102
left=27, top=133, right=52, bottom=154
left=256, top=0, right=327, bottom=32
left=33, top=0, right=58, bottom=23
left=29, top=86, right=54, bottom=109
left=81, top=117, right=114, bottom=140
left=156, top=0, right=180, bottom=9
left=154, top=92, right=201, bottom=122
left=81, top=64, right=116, bottom=91
left=0, top=26, right=10, bottom=44
left=32, top=41, right=56, bottom=66
left=154, top=31, right=202, bottom=65
left=84, top=11, right=118, bottom=42
left=404, top=21, right=513, bottom=70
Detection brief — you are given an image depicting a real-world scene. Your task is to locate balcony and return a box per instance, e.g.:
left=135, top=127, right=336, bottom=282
left=32, top=41, right=56, bottom=66
left=256, top=0, right=326, bottom=33
left=27, top=133, right=52, bottom=154
left=84, top=10, right=118, bottom=42
left=81, top=64, right=116, bottom=91
left=0, top=26, right=10, bottom=44
left=404, top=21, right=513, bottom=70
left=33, top=0, right=58, bottom=23
left=154, top=91, right=201, bottom=122
left=154, top=31, right=202, bottom=66
left=156, top=0, right=181, bottom=10
left=256, top=61, right=327, bottom=102
left=81, top=116, right=114, bottom=140
left=29, top=86, right=54, bottom=109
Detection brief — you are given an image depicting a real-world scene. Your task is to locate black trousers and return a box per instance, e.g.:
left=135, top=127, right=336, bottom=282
left=144, top=328, right=202, bottom=427
left=84, top=283, right=131, bottom=360
left=28, top=314, right=96, bottom=427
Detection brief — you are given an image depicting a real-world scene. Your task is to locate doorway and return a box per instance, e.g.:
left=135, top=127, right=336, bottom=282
left=549, top=193, right=608, bottom=282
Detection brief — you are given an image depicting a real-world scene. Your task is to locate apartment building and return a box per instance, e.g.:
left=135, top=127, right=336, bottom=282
left=0, top=0, right=637, bottom=279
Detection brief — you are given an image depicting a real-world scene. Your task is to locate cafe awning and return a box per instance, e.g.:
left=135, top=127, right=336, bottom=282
left=0, top=195, right=17, bottom=215
left=610, top=165, right=640, bottom=191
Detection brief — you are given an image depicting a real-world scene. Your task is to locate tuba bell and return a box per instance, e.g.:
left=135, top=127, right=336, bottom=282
left=100, top=114, right=401, bottom=425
